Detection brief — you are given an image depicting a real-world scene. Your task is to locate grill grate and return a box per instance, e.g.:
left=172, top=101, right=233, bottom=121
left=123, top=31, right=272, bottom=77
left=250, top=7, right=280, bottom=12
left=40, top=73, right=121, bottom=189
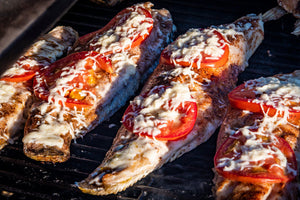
left=1, top=0, right=300, bottom=199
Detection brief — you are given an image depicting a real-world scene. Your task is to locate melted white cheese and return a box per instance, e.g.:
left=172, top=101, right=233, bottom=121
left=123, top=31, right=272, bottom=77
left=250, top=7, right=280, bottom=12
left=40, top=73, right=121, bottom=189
left=2, top=59, right=39, bottom=77
left=47, top=54, right=99, bottom=106
left=23, top=122, right=72, bottom=148
left=28, top=39, right=140, bottom=148
left=218, top=72, right=300, bottom=176
left=126, top=83, right=195, bottom=137
left=105, top=136, right=167, bottom=169
left=0, top=82, right=16, bottom=103
left=245, top=73, right=300, bottom=112
left=218, top=116, right=297, bottom=176
left=218, top=131, right=288, bottom=173
left=164, top=28, right=227, bottom=68
left=90, top=5, right=153, bottom=54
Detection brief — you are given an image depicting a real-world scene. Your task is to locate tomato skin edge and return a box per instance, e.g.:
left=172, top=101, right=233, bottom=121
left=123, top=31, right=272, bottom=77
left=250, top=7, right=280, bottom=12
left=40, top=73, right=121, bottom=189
left=214, top=133, right=297, bottom=184
left=122, top=98, right=197, bottom=141
left=214, top=167, right=288, bottom=184
left=78, top=6, right=153, bottom=54
left=123, top=102, right=197, bottom=141
left=147, top=101, right=197, bottom=141
left=0, top=71, right=36, bottom=82
left=33, top=51, right=112, bottom=109
left=228, top=83, right=300, bottom=121
left=160, top=30, right=229, bottom=68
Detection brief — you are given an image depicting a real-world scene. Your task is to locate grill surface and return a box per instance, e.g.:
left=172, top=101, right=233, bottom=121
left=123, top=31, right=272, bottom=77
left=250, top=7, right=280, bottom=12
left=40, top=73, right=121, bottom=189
left=1, top=0, right=300, bottom=199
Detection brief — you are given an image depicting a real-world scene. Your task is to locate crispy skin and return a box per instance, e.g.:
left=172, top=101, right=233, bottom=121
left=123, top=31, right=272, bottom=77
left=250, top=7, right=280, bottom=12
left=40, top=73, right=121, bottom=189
left=0, top=26, right=78, bottom=150
left=77, top=14, right=264, bottom=195
left=23, top=2, right=174, bottom=163
left=214, top=72, right=300, bottom=200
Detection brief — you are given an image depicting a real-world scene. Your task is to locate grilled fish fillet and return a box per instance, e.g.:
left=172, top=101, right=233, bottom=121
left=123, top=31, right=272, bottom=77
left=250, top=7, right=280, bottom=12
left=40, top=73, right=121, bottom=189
left=214, top=71, right=300, bottom=200
left=77, top=14, right=264, bottom=195
left=22, top=2, right=174, bottom=163
left=0, top=26, right=78, bottom=150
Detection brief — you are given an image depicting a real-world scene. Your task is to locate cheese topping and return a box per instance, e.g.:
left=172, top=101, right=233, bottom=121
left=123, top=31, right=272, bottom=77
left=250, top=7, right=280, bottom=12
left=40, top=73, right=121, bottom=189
left=218, top=129, right=289, bottom=173
left=164, top=28, right=227, bottom=68
left=90, top=5, right=153, bottom=54
left=26, top=12, right=149, bottom=147
left=217, top=71, right=300, bottom=177
left=106, top=136, right=167, bottom=169
left=245, top=72, right=300, bottom=111
left=125, top=83, right=195, bottom=137
left=23, top=122, right=71, bottom=148
left=26, top=5, right=153, bottom=148
left=0, top=82, right=16, bottom=103
left=48, top=57, right=97, bottom=105
left=2, top=59, right=40, bottom=77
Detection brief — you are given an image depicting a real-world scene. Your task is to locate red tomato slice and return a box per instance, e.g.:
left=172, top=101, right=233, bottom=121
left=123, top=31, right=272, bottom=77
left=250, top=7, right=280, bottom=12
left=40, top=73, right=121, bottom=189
left=214, top=131, right=297, bottom=184
left=122, top=85, right=197, bottom=141
left=1, top=71, right=36, bottom=82
left=78, top=5, right=153, bottom=55
left=160, top=30, right=229, bottom=68
left=33, top=51, right=112, bottom=108
left=0, top=57, right=47, bottom=82
left=228, top=81, right=300, bottom=120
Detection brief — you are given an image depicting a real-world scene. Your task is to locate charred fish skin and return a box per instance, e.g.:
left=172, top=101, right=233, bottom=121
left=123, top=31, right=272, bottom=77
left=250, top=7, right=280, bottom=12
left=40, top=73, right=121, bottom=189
left=22, top=2, right=175, bottom=163
left=77, top=14, right=264, bottom=195
left=0, top=26, right=78, bottom=150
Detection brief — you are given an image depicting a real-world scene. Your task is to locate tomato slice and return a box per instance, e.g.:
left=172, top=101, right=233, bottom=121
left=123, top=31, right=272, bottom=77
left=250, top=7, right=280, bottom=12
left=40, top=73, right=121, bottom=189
left=160, top=30, right=229, bottom=68
left=78, top=5, right=153, bottom=55
left=33, top=51, right=112, bottom=108
left=214, top=131, right=297, bottom=184
left=1, top=71, right=36, bottom=82
left=228, top=77, right=300, bottom=120
left=0, top=57, right=47, bottom=82
left=122, top=85, right=197, bottom=141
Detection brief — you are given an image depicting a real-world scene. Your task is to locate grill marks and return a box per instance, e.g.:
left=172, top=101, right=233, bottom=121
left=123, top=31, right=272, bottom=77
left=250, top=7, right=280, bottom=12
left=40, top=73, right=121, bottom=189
left=22, top=2, right=174, bottom=164
left=0, top=0, right=300, bottom=199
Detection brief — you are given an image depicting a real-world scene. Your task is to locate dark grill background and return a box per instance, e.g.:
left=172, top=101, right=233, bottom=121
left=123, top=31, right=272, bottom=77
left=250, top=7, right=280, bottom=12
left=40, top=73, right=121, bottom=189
left=0, top=0, right=300, bottom=199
